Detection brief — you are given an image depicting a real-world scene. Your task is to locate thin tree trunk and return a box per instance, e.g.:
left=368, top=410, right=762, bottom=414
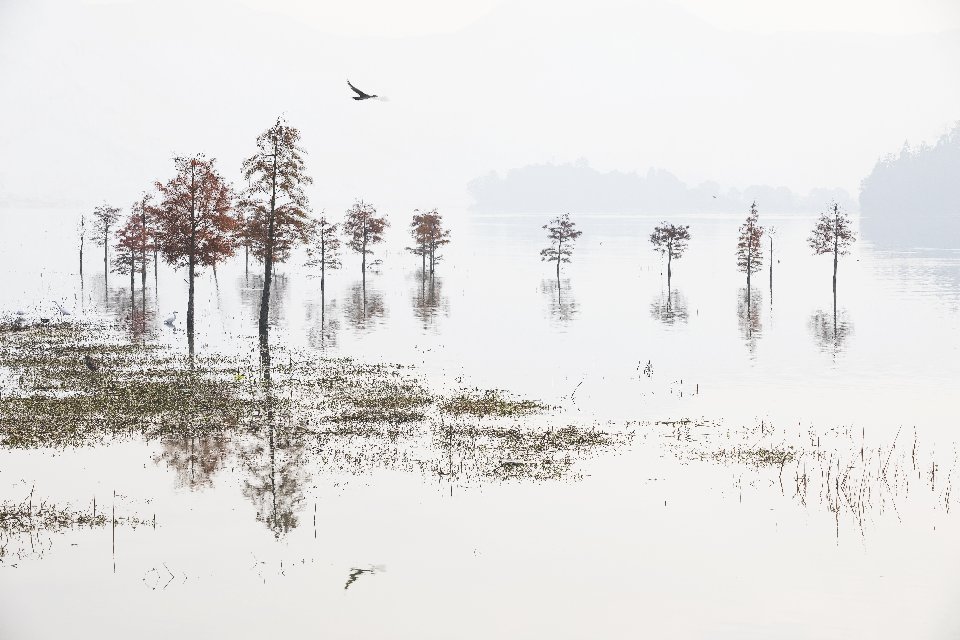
left=361, top=224, right=367, bottom=291
left=103, top=229, right=109, bottom=289
left=667, top=248, right=672, bottom=291
left=832, top=210, right=839, bottom=296
left=259, top=141, right=279, bottom=338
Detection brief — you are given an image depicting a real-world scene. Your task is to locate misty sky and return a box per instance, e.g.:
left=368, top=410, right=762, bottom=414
left=1, top=0, right=958, bottom=213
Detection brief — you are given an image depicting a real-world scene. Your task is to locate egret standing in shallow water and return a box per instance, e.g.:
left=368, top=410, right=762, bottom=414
left=53, top=301, right=72, bottom=316
left=164, top=311, right=178, bottom=326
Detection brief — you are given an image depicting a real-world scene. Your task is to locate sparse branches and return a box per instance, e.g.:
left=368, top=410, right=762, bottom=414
left=736, top=201, right=764, bottom=306
left=343, top=200, right=388, bottom=286
left=808, top=202, right=856, bottom=294
left=649, top=221, right=691, bottom=286
left=540, top=213, right=582, bottom=279
left=91, top=204, right=121, bottom=285
left=305, top=216, right=342, bottom=294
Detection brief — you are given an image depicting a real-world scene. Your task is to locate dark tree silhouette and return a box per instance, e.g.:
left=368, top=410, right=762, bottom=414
left=736, top=201, right=764, bottom=308
left=242, top=118, right=312, bottom=339
left=407, top=209, right=451, bottom=276
left=343, top=200, right=388, bottom=288
left=78, top=213, right=85, bottom=280
left=767, top=225, right=776, bottom=303
left=807, top=202, right=856, bottom=296
left=540, top=213, right=582, bottom=280
left=150, top=154, right=237, bottom=350
left=91, top=204, right=121, bottom=288
left=306, top=216, right=341, bottom=296
left=649, top=221, right=691, bottom=289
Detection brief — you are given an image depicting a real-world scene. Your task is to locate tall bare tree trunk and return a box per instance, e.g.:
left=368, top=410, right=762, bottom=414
left=259, top=142, right=279, bottom=339
left=667, top=244, right=672, bottom=291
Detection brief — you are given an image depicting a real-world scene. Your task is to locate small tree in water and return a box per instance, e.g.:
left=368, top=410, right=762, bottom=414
left=807, top=202, right=856, bottom=295
left=91, top=204, right=121, bottom=287
left=649, top=221, right=691, bottom=289
left=540, top=213, right=582, bottom=280
left=113, top=212, right=147, bottom=312
left=306, top=216, right=341, bottom=295
left=343, top=200, right=388, bottom=288
left=736, top=201, right=764, bottom=308
left=150, top=154, right=236, bottom=349
left=242, top=118, right=313, bottom=338
left=407, top=209, right=451, bottom=276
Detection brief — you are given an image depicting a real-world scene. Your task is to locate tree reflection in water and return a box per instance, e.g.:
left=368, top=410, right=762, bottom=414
left=737, top=287, right=763, bottom=355
left=411, top=271, right=447, bottom=332
left=345, top=282, right=386, bottom=331
left=541, top=278, right=578, bottom=324
left=649, top=288, right=689, bottom=325
left=809, top=305, right=854, bottom=359
left=157, top=435, right=233, bottom=490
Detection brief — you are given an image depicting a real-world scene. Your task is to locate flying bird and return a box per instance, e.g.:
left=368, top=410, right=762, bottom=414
left=347, top=79, right=379, bottom=101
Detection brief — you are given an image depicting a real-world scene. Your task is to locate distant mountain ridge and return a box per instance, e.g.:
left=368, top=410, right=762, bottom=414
left=468, top=160, right=855, bottom=214
left=859, top=123, right=960, bottom=248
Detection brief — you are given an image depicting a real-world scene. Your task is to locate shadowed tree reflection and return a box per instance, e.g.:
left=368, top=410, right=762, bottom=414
left=411, top=271, right=447, bottom=332
left=809, top=305, right=854, bottom=358
left=307, top=295, right=340, bottom=351
left=649, top=288, right=689, bottom=325
left=737, top=287, right=763, bottom=355
left=242, top=340, right=311, bottom=537
left=345, top=282, right=386, bottom=331
left=541, top=278, right=578, bottom=324
left=240, top=273, right=290, bottom=329
left=157, top=435, right=233, bottom=490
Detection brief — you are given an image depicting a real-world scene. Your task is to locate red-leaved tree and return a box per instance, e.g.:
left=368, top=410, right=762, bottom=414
left=808, top=202, right=856, bottom=295
left=343, top=200, right=388, bottom=288
left=150, top=155, right=237, bottom=345
left=736, top=201, right=764, bottom=308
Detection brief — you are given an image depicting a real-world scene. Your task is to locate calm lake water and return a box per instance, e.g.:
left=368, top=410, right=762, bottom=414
left=1, top=208, right=958, bottom=639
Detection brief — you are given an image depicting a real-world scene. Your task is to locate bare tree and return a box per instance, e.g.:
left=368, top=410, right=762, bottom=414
left=343, top=200, right=388, bottom=289
left=767, top=225, right=776, bottom=302
left=649, top=221, right=691, bottom=289
left=736, top=201, right=764, bottom=308
left=305, top=216, right=341, bottom=296
left=242, top=118, right=313, bottom=339
left=540, top=213, right=582, bottom=280
left=807, top=202, right=856, bottom=296
left=91, top=204, right=121, bottom=287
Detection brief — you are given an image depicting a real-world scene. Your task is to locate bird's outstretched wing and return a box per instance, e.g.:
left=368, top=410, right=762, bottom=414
left=347, top=79, right=370, bottom=99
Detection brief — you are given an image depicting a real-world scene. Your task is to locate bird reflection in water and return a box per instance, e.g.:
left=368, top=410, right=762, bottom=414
left=344, top=565, right=386, bottom=590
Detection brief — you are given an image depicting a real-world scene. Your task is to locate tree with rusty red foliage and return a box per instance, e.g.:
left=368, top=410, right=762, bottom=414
left=242, top=118, right=313, bottom=338
left=150, top=154, right=236, bottom=346
left=649, top=221, right=691, bottom=290
left=113, top=212, right=148, bottom=311
left=407, top=209, right=451, bottom=277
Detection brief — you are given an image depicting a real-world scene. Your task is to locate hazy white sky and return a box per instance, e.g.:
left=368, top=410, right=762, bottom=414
left=83, top=0, right=960, bottom=36
left=2, top=0, right=959, bottom=212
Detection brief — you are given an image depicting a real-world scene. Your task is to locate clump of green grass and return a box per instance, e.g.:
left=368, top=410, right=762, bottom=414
left=440, top=389, right=548, bottom=417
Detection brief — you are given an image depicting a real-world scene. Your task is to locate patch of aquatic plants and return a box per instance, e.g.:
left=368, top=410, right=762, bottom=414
left=439, top=388, right=549, bottom=418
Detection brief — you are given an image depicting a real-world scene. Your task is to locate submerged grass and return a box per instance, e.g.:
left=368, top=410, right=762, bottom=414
left=440, top=388, right=548, bottom=417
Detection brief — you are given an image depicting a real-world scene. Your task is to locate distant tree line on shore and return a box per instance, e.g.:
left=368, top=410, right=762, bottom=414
left=859, top=123, right=960, bottom=248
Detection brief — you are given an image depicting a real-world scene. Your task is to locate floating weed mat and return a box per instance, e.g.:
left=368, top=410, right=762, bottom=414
left=430, top=423, right=632, bottom=482
left=439, top=388, right=549, bottom=418
left=0, top=324, right=255, bottom=447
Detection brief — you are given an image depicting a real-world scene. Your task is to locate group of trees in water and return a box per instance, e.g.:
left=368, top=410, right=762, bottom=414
left=543, top=201, right=857, bottom=304
left=84, top=118, right=451, bottom=351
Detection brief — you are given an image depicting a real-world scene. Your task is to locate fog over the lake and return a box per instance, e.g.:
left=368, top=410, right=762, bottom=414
left=1, top=0, right=959, bottom=214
